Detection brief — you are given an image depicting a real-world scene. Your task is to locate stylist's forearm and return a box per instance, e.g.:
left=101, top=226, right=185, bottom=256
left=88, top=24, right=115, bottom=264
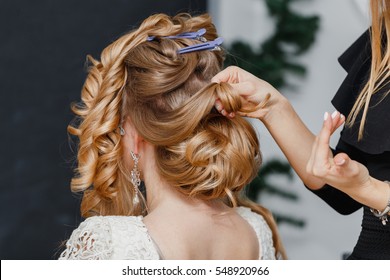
left=262, top=97, right=325, bottom=190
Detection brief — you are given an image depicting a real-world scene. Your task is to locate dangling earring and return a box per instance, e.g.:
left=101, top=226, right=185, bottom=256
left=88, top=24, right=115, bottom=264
left=130, top=151, right=141, bottom=204
left=119, top=126, right=125, bottom=136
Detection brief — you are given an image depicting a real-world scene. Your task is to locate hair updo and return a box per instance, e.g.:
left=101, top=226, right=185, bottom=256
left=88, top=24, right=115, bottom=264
left=68, top=12, right=285, bottom=259
left=123, top=21, right=261, bottom=205
left=68, top=12, right=261, bottom=217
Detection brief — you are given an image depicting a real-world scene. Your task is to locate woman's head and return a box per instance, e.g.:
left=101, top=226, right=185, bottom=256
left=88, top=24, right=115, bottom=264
left=68, top=13, right=261, bottom=217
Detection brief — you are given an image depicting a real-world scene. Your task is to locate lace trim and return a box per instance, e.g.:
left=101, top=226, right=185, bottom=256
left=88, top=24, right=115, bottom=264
left=236, top=206, right=276, bottom=260
left=59, top=216, right=113, bottom=260
left=108, top=216, right=160, bottom=260
left=59, top=216, right=161, bottom=260
left=59, top=207, right=275, bottom=260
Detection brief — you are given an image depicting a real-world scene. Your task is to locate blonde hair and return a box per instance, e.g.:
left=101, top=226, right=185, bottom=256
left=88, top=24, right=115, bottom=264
left=68, top=13, right=286, bottom=259
left=347, top=0, right=390, bottom=140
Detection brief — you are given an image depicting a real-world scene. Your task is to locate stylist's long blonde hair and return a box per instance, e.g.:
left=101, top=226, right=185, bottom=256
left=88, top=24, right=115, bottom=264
left=68, top=13, right=286, bottom=259
left=347, top=0, right=390, bottom=139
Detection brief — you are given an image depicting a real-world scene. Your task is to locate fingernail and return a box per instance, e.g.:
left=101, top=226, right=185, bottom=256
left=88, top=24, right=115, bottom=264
left=228, top=112, right=235, bottom=118
left=335, top=158, right=345, bottom=165
left=324, top=112, right=329, bottom=121
left=331, top=111, right=338, bottom=119
left=215, top=104, right=222, bottom=111
left=340, top=114, right=345, bottom=119
left=221, top=109, right=227, bottom=116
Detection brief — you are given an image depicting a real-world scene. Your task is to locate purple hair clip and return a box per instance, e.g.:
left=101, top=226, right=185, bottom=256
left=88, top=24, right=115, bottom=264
left=177, top=37, right=224, bottom=54
left=147, top=28, right=207, bottom=42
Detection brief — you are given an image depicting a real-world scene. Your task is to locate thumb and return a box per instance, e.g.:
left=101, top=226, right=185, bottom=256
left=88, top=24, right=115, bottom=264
left=212, top=66, right=243, bottom=84
left=334, top=153, right=350, bottom=166
left=212, top=68, right=236, bottom=84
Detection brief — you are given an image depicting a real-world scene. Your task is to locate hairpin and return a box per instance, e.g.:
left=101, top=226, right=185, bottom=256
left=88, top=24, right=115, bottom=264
left=177, top=37, right=224, bottom=54
left=147, top=28, right=207, bottom=42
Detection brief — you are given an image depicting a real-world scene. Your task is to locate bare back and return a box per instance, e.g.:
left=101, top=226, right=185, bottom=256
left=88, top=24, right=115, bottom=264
left=143, top=206, right=260, bottom=260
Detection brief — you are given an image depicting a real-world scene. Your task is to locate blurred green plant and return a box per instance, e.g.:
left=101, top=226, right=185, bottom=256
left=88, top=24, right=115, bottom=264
left=225, top=0, right=320, bottom=89
left=245, top=159, right=305, bottom=227
left=227, top=0, right=320, bottom=227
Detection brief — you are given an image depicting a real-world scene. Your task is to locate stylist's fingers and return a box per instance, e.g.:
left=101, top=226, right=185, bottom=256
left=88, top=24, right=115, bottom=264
left=213, top=66, right=279, bottom=119
left=317, top=112, right=333, bottom=152
left=329, top=111, right=345, bottom=134
left=215, top=99, right=235, bottom=118
left=308, top=112, right=334, bottom=177
left=214, top=82, right=257, bottom=117
left=334, top=153, right=349, bottom=167
left=310, top=111, right=345, bottom=175
left=212, top=66, right=237, bottom=83
left=212, top=66, right=254, bottom=84
left=333, top=153, right=361, bottom=177
left=336, top=114, right=345, bottom=129
left=329, top=152, right=369, bottom=187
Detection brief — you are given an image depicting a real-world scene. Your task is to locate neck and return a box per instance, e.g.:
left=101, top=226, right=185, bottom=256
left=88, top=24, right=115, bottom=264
left=143, top=168, right=228, bottom=216
left=139, top=143, right=228, bottom=215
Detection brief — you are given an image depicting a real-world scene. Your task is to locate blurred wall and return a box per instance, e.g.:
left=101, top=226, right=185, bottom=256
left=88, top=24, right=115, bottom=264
left=209, top=0, right=370, bottom=259
left=0, top=0, right=206, bottom=260
left=1, top=0, right=372, bottom=261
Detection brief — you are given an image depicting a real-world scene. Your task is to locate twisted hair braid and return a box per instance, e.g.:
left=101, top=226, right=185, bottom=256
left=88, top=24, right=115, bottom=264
left=68, top=15, right=164, bottom=216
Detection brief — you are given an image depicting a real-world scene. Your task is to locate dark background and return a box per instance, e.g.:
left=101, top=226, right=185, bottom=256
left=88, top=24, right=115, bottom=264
left=0, top=0, right=207, bottom=260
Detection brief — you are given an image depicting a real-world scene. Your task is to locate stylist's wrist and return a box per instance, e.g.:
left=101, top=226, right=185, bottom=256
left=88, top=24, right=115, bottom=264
left=260, top=94, right=290, bottom=124
left=348, top=177, right=390, bottom=211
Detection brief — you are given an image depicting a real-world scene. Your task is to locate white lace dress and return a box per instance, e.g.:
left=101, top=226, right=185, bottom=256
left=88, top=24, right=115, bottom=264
left=59, top=206, right=276, bottom=260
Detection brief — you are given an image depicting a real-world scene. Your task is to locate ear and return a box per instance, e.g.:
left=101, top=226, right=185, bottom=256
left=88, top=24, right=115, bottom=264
left=122, top=118, right=143, bottom=155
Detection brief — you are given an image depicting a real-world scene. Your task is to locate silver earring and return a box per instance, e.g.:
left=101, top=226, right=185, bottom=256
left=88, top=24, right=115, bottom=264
left=119, top=126, right=125, bottom=136
left=130, top=151, right=141, bottom=204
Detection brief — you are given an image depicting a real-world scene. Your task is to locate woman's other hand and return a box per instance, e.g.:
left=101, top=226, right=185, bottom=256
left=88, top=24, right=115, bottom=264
left=306, top=111, right=371, bottom=194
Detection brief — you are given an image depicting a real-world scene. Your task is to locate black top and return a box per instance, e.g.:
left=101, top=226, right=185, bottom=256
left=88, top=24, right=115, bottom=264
left=311, top=30, right=390, bottom=259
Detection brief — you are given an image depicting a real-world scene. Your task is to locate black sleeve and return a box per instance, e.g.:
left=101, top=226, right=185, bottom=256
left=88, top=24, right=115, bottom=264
left=308, top=137, right=364, bottom=215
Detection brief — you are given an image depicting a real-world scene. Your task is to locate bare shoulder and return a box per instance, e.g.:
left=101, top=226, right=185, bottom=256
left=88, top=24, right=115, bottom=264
left=236, top=206, right=276, bottom=260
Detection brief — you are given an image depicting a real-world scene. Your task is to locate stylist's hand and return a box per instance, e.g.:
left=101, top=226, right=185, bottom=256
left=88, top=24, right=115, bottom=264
left=306, top=111, right=370, bottom=193
left=212, top=66, right=283, bottom=120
